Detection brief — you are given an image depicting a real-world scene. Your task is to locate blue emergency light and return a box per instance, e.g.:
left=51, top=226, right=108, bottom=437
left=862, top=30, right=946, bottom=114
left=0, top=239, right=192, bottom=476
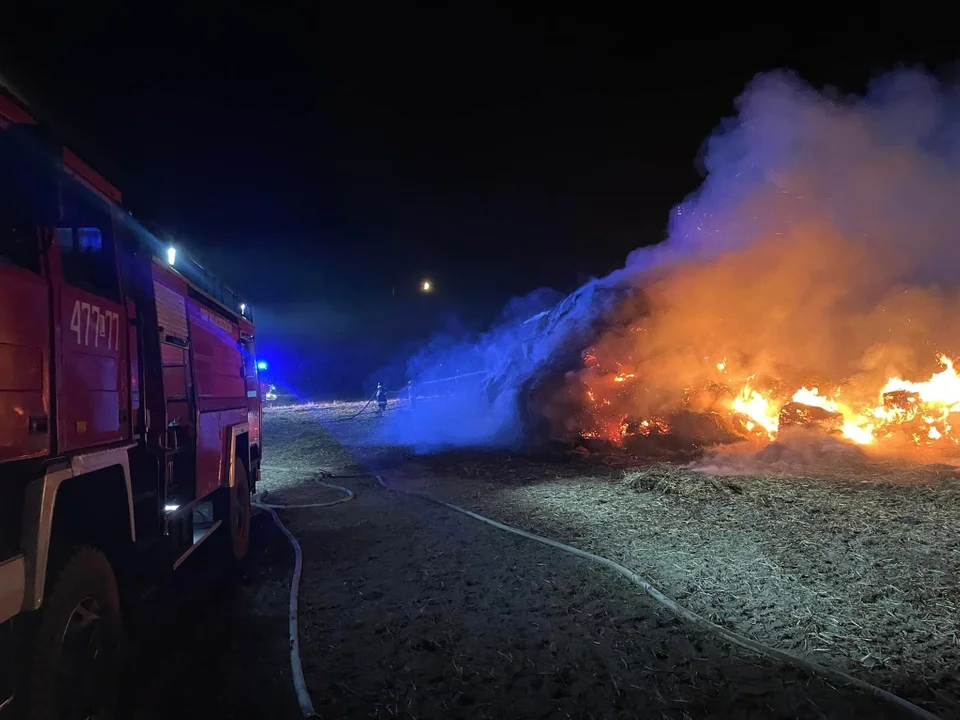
left=257, top=361, right=268, bottom=371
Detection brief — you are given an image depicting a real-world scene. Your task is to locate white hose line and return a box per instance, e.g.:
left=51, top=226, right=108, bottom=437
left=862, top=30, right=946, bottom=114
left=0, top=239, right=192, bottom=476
left=250, top=503, right=318, bottom=719
left=256, top=482, right=355, bottom=509
left=257, top=466, right=356, bottom=509
left=374, top=474, right=940, bottom=720
left=252, top=471, right=354, bottom=719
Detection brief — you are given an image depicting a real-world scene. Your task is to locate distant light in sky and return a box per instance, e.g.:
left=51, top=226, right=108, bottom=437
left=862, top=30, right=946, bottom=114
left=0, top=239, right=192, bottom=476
left=421, top=279, right=433, bottom=292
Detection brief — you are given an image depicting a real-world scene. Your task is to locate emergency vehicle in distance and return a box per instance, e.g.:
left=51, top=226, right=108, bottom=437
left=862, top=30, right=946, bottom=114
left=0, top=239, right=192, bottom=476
left=0, top=84, right=263, bottom=718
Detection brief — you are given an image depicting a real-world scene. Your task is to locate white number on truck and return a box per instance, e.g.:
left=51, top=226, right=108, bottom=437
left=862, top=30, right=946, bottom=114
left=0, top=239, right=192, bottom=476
left=70, top=300, right=120, bottom=350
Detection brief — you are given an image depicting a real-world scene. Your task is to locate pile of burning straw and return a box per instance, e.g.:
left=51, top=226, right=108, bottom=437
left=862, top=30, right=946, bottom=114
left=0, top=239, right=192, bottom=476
left=578, top=352, right=960, bottom=460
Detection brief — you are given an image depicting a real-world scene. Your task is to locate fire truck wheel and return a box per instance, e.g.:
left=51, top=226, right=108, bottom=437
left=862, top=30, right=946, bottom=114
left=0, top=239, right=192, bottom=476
left=226, top=457, right=252, bottom=561
left=28, top=546, right=121, bottom=720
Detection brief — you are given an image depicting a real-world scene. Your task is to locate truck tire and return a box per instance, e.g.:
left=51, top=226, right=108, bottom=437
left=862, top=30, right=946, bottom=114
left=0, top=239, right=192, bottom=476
left=225, top=457, right=251, bottom=561
left=28, top=546, right=121, bottom=720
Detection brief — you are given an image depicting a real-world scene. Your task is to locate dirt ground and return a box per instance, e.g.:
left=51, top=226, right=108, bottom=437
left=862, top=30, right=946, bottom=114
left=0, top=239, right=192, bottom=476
left=118, top=511, right=300, bottom=719
left=378, top=456, right=960, bottom=711
left=252, top=403, right=945, bottom=719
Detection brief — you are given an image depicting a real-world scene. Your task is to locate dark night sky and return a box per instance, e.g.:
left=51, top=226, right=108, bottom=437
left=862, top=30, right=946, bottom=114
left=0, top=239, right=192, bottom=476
left=0, top=8, right=953, bottom=395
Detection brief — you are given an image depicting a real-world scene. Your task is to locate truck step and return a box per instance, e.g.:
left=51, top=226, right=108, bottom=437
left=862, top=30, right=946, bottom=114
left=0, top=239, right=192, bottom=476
left=172, top=520, right=222, bottom=570
left=163, top=496, right=210, bottom=520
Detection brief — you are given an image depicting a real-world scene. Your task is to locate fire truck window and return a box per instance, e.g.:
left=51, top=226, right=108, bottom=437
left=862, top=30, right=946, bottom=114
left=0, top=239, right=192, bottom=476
left=58, top=175, right=120, bottom=301
left=78, top=227, right=102, bottom=251
left=0, top=155, right=39, bottom=272
left=57, top=224, right=120, bottom=301
left=0, top=225, right=40, bottom=273
left=54, top=227, right=72, bottom=250
left=240, top=340, right=256, bottom=378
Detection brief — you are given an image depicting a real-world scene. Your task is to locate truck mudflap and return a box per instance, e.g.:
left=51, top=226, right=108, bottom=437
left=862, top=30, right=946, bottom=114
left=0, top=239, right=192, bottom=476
left=0, top=618, right=13, bottom=714
left=0, top=555, right=25, bottom=712
left=0, top=556, right=24, bottom=626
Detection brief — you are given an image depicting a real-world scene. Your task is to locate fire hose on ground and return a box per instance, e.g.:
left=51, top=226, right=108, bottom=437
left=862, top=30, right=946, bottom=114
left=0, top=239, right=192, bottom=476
left=252, top=464, right=939, bottom=720
left=251, top=466, right=356, bottom=719
left=373, top=473, right=940, bottom=720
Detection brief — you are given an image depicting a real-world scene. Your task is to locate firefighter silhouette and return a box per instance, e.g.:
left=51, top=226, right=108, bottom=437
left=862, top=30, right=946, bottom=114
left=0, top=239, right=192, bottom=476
left=375, top=383, right=388, bottom=414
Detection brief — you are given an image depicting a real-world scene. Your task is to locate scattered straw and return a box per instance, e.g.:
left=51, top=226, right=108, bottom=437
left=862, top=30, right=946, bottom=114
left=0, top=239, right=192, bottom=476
left=387, top=450, right=960, bottom=712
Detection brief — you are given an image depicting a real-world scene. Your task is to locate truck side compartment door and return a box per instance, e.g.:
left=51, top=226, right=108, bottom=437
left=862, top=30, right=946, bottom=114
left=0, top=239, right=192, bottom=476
left=52, top=175, right=129, bottom=451
left=188, top=299, right=246, bottom=500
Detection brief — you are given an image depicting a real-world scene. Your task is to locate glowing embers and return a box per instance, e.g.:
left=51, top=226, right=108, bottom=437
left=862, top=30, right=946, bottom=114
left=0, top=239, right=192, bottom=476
left=579, top=346, right=960, bottom=452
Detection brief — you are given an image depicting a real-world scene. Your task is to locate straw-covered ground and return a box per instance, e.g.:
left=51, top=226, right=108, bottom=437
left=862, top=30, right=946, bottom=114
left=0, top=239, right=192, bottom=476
left=264, top=400, right=960, bottom=718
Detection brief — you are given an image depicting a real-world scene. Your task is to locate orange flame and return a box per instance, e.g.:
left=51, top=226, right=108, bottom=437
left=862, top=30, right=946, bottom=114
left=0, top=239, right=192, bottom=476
left=580, top=348, right=960, bottom=453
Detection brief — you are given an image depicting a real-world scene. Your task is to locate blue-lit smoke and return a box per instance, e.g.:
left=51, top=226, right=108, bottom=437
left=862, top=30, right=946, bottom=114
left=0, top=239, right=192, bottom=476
left=378, top=68, right=960, bottom=452
left=377, top=272, right=643, bottom=450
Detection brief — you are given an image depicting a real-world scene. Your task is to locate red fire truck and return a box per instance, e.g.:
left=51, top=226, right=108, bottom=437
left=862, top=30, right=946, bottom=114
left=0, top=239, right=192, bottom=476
left=0, top=87, right=263, bottom=718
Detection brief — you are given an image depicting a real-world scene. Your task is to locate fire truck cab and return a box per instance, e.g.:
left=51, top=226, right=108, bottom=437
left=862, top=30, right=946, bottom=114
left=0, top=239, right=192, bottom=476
left=0, top=89, right=262, bottom=718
